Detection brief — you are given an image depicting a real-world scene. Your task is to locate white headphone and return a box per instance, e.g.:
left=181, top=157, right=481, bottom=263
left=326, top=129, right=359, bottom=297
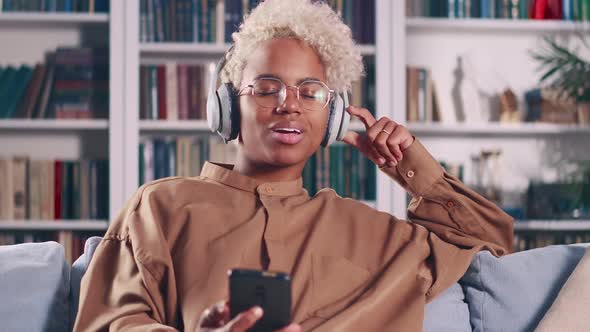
left=206, top=48, right=351, bottom=147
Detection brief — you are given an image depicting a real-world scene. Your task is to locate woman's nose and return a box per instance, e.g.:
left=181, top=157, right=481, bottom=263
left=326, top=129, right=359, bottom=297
left=276, top=86, right=301, bottom=114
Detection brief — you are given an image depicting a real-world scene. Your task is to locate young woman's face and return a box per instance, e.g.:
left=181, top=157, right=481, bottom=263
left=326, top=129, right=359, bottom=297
left=237, top=37, right=329, bottom=169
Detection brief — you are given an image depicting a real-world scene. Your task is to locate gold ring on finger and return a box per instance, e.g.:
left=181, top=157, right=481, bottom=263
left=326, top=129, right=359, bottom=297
left=380, top=129, right=391, bottom=135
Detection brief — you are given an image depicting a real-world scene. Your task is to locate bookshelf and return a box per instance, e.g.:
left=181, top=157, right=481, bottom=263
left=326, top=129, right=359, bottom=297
left=9, top=1, right=589, bottom=253
left=400, top=1, right=590, bottom=249
left=120, top=0, right=392, bottom=212
left=0, top=4, right=118, bottom=256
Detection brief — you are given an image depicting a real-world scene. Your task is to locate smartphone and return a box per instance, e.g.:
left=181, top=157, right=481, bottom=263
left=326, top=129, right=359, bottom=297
left=228, top=269, right=292, bottom=332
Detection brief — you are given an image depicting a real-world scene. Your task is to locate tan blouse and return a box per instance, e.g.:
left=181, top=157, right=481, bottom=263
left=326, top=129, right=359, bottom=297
left=74, top=139, right=513, bottom=331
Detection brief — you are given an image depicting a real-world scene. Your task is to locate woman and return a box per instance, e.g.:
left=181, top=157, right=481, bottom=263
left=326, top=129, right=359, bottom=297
left=74, top=1, right=513, bottom=331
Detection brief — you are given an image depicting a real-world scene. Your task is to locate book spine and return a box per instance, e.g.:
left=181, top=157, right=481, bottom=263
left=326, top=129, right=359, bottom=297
left=13, top=157, right=28, bottom=220
left=0, top=159, right=14, bottom=220
left=54, top=161, right=62, bottom=220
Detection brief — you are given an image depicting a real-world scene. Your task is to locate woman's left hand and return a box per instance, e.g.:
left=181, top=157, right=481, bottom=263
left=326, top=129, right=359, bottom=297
left=342, top=106, right=414, bottom=168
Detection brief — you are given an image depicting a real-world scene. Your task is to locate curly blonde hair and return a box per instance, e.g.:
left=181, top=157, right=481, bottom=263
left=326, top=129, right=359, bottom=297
left=221, top=0, right=364, bottom=93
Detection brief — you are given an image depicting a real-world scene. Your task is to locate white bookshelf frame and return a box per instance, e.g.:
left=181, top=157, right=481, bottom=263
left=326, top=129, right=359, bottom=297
left=407, top=17, right=590, bottom=33
left=514, top=221, right=590, bottom=232
left=408, top=122, right=590, bottom=137
left=0, top=119, right=108, bottom=131
left=0, top=12, right=109, bottom=26
left=0, top=221, right=108, bottom=231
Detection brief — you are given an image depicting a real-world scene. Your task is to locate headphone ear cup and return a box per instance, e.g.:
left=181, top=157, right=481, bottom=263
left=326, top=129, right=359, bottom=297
left=216, top=83, right=239, bottom=142
left=321, top=94, right=345, bottom=147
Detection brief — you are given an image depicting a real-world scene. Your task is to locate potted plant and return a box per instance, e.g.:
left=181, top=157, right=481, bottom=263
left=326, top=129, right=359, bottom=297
left=530, top=35, right=590, bottom=124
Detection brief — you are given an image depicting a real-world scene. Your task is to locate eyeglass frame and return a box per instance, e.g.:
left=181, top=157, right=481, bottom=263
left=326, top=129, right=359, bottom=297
left=237, top=77, right=336, bottom=111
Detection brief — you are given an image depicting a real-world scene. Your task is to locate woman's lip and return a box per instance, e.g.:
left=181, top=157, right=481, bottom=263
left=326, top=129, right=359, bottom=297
left=270, top=131, right=304, bottom=145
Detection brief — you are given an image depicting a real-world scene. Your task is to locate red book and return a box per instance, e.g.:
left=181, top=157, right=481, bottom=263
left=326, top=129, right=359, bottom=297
left=546, top=0, right=563, bottom=19
left=531, top=0, right=563, bottom=19
left=157, top=65, right=167, bottom=120
left=178, top=65, right=189, bottom=120
left=54, top=161, right=62, bottom=220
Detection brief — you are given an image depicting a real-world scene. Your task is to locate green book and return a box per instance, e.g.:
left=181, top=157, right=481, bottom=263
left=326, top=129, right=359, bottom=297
left=0, top=66, right=18, bottom=118
left=4, top=66, right=34, bottom=119
left=139, top=142, right=145, bottom=185
left=582, top=0, right=590, bottom=20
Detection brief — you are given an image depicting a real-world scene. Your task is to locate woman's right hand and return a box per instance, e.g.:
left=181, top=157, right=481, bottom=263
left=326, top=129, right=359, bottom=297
left=198, top=301, right=301, bottom=332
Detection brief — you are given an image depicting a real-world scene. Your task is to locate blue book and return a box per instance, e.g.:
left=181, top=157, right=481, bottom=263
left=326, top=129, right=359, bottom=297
left=154, top=139, right=167, bottom=180
left=94, top=0, right=109, bottom=13
left=564, top=0, right=573, bottom=20
left=3, top=0, right=12, bottom=11
left=481, top=0, right=491, bottom=17
left=64, top=0, right=72, bottom=12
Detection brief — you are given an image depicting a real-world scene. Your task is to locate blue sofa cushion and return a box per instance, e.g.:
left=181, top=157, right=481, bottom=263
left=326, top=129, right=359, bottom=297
left=461, top=244, right=590, bottom=332
left=423, top=282, right=471, bottom=332
left=70, top=236, right=103, bottom=330
left=0, top=241, right=70, bottom=332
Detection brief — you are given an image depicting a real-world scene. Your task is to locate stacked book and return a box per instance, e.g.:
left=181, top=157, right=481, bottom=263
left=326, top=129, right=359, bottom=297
left=406, top=66, right=441, bottom=123
left=140, top=63, right=211, bottom=120
left=0, top=47, right=109, bottom=120
left=303, top=145, right=376, bottom=201
left=140, top=0, right=221, bottom=42
left=408, top=0, right=590, bottom=21
left=139, top=137, right=377, bottom=201
left=0, top=158, right=109, bottom=221
left=139, top=136, right=236, bottom=185
left=0, top=0, right=109, bottom=12
left=139, top=0, right=375, bottom=44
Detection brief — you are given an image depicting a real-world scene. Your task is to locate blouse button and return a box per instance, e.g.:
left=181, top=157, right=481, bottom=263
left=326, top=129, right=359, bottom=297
left=265, top=186, right=273, bottom=194
left=407, top=170, right=415, bottom=178
left=446, top=201, right=455, bottom=208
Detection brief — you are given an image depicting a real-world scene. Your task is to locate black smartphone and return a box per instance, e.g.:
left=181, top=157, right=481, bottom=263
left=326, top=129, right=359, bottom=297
left=228, top=269, right=292, bottom=332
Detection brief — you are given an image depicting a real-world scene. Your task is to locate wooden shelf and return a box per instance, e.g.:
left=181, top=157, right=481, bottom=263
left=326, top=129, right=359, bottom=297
left=514, top=220, right=590, bottom=231
left=408, top=122, right=590, bottom=137
left=0, top=220, right=109, bottom=231
left=407, top=17, right=590, bottom=33
left=0, top=119, right=109, bottom=131
left=140, top=42, right=376, bottom=62
left=0, top=12, right=109, bottom=27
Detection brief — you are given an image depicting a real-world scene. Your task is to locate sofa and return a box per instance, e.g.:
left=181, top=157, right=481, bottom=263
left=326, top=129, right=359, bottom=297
left=1, top=237, right=588, bottom=332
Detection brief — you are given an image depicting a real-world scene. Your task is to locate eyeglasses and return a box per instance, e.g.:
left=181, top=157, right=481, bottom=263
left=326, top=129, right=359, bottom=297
left=238, top=77, right=334, bottom=112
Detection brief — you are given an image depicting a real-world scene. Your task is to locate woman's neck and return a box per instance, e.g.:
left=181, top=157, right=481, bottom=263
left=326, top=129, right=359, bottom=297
left=233, top=158, right=304, bottom=183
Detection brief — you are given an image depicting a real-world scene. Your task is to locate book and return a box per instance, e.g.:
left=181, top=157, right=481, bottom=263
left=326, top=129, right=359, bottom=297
left=12, top=157, right=28, bottom=220
left=0, top=159, right=14, bottom=220
left=14, top=64, right=47, bottom=119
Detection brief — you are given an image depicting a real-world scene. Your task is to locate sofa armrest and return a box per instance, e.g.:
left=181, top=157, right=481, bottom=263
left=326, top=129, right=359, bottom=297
left=70, top=236, right=103, bottom=330
left=0, top=241, right=70, bottom=332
